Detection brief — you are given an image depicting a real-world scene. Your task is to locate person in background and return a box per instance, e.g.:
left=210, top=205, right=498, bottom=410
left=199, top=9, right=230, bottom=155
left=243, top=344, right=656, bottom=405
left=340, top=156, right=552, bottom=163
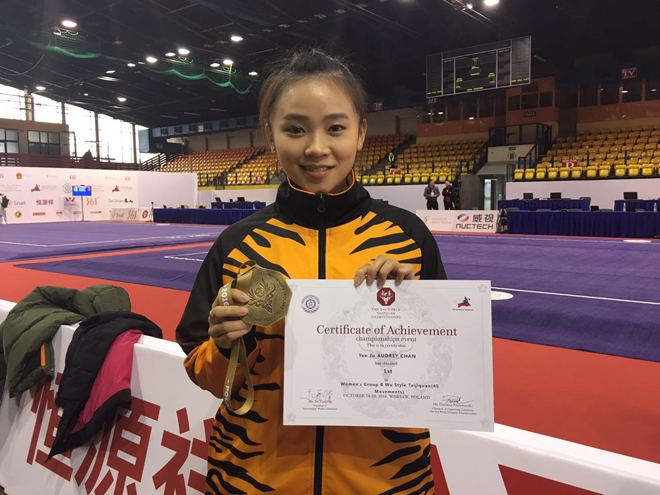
left=442, top=180, right=455, bottom=210
left=0, top=192, right=8, bottom=224
left=387, top=151, right=396, bottom=172
left=424, top=178, right=440, bottom=210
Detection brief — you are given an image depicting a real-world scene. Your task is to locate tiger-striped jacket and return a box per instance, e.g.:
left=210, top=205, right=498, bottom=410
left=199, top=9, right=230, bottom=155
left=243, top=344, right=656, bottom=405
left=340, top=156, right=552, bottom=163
left=177, top=174, right=446, bottom=494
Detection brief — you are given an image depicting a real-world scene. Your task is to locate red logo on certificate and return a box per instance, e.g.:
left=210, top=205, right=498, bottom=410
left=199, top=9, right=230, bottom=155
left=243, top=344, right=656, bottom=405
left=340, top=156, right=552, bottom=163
left=377, top=288, right=395, bottom=307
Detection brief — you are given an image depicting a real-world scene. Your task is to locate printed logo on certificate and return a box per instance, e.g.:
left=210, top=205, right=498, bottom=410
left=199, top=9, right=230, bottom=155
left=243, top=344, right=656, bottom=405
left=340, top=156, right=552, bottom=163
left=283, top=280, right=494, bottom=431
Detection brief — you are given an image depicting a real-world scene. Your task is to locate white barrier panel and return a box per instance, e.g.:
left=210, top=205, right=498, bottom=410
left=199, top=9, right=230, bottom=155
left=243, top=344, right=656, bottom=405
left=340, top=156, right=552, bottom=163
left=0, top=300, right=659, bottom=494
left=416, top=210, right=499, bottom=233
left=110, top=207, right=153, bottom=222
left=432, top=426, right=660, bottom=494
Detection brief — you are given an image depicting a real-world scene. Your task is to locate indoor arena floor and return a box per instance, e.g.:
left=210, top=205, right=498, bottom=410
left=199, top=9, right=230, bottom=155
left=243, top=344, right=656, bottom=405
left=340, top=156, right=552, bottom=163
left=1, top=221, right=659, bottom=468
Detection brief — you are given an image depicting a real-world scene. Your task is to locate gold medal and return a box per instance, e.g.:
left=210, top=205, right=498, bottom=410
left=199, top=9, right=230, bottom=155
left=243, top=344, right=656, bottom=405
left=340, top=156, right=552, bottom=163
left=218, top=261, right=291, bottom=415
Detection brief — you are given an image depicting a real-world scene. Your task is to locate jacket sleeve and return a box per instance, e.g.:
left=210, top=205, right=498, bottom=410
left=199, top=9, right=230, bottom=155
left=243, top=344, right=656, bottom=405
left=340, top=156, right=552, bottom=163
left=176, top=233, right=260, bottom=399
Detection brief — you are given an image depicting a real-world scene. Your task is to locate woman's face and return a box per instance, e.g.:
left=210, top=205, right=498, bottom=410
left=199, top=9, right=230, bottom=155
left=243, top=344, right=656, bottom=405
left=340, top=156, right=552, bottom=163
left=267, top=78, right=366, bottom=194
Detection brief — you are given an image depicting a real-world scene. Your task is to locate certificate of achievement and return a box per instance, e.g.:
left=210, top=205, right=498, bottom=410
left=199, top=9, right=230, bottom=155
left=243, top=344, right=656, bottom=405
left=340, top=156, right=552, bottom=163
left=283, top=280, right=494, bottom=431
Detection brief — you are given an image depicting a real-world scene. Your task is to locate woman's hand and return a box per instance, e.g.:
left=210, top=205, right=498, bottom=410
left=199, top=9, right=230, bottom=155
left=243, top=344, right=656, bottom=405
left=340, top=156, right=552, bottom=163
left=208, top=288, right=252, bottom=349
left=354, top=255, right=415, bottom=288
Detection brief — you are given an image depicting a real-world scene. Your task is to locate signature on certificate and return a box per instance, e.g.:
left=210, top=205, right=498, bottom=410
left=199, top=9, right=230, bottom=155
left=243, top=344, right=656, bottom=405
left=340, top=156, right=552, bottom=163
left=441, top=395, right=473, bottom=406
left=303, top=389, right=334, bottom=404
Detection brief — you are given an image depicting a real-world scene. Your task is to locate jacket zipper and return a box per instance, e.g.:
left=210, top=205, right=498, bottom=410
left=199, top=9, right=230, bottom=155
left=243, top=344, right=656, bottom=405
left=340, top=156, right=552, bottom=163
left=314, top=192, right=326, bottom=495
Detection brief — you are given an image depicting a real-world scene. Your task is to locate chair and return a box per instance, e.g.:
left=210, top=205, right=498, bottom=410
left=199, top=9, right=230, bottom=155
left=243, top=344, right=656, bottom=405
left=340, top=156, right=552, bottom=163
left=514, top=169, right=524, bottom=181
left=586, top=166, right=598, bottom=178
left=547, top=167, right=558, bottom=180
left=571, top=167, right=583, bottom=179
left=559, top=168, right=571, bottom=179
left=376, top=176, right=384, bottom=185
left=386, top=176, right=394, bottom=184
left=614, top=165, right=627, bottom=177
left=535, top=168, right=546, bottom=180
left=524, top=169, right=535, bottom=180
left=628, top=164, right=641, bottom=177
left=394, top=176, right=402, bottom=185
left=641, top=164, right=654, bottom=176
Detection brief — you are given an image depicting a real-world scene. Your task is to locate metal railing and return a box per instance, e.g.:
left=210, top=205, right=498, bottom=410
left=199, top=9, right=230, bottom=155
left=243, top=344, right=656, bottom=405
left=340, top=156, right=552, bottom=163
left=0, top=153, right=141, bottom=170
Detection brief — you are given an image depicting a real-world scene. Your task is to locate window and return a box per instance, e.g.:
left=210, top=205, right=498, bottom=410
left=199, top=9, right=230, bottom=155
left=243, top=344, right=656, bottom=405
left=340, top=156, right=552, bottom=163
left=508, top=95, right=521, bottom=111
left=27, top=130, right=60, bottom=155
left=447, top=100, right=461, bottom=121
left=463, top=99, right=477, bottom=119
left=600, top=82, right=620, bottom=105
left=622, top=79, right=642, bottom=103
left=0, top=83, right=25, bottom=120
left=33, top=94, right=63, bottom=124
left=521, top=93, right=538, bottom=109
left=0, top=128, right=19, bottom=154
left=478, top=95, right=494, bottom=118
left=579, top=85, right=597, bottom=107
left=539, top=91, right=553, bottom=107
left=646, top=77, right=660, bottom=101
left=432, top=102, right=445, bottom=123
left=419, top=104, right=431, bottom=124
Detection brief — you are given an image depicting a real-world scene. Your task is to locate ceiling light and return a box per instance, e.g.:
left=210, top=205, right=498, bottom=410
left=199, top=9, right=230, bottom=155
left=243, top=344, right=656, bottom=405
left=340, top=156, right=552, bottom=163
left=127, top=63, right=136, bottom=67
left=223, top=59, right=234, bottom=66
left=184, top=112, right=201, bottom=116
left=466, top=3, right=474, bottom=8
left=106, top=69, right=116, bottom=74
left=483, top=0, right=499, bottom=5
left=230, top=35, right=243, bottom=42
left=468, top=116, right=475, bottom=120
left=210, top=108, right=226, bottom=112
left=335, top=9, right=347, bottom=13
left=177, top=48, right=190, bottom=56
left=438, top=111, right=444, bottom=115
left=652, top=89, right=657, bottom=92
left=146, top=56, right=158, bottom=63
left=62, top=20, right=77, bottom=28
left=210, top=62, right=220, bottom=68
left=248, top=71, right=258, bottom=76
left=622, top=90, right=628, bottom=94
left=35, top=85, right=46, bottom=91
left=160, top=115, right=177, bottom=118
left=165, top=52, right=175, bottom=57
left=279, top=24, right=290, bottom=28
left=83, top=93, right=89, bottom=96
left=117, top=96, right=127, bottom=102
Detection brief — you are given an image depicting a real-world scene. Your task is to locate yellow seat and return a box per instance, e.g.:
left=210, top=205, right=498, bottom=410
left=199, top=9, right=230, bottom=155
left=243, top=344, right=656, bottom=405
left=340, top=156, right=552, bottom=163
left=404, top=175, right=412, bottom=184
left=628, top=165, right=640, bottom=177
left=361, top=176, right=370, bottom=185
left=535, top=168, right=546, bottom=180
left=394, top=176, right=402, bottom=184
left=386, top=176, right=394, bottom=184
left=524, top=169, right=535, bottom=180
left=547, top=167, right=558, bottom=180
left=614, top=165, right=627, bottom=177
left=412, top=175, right=421, bottom=184
left=571, top=167, right=583, bottom=179
left=438, top=174, right=447, bottom=182
left=586, top=166, right=598, bottom=178
left=376, top=176, right=384, bottom=185
left=559, top=168, right=570, bottom=179
left=421, top=174, right=429, bottom=183
left=641, top=164, right=654, bottom=176
left=514, top=169, right=524, bottom=181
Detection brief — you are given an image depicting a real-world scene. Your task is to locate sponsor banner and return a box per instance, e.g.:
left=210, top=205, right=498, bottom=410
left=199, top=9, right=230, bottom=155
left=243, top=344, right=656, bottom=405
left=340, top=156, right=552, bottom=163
left=417, top=210, right=499, bottom=233
left=0, top=168, right=191, bottom=224
left=110, top=207, right=153, bottom=222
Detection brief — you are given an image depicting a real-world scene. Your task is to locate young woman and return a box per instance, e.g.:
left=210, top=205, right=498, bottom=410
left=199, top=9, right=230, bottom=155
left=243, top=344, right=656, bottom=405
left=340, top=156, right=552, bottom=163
left=177, top=48, right=446, bottom=494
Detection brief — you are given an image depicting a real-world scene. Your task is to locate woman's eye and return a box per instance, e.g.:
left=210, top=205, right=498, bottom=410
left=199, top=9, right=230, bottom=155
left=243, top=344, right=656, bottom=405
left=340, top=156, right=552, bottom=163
left=329, top=124, right=346, bottom=132
left=286, top=126, right=305, bottom=134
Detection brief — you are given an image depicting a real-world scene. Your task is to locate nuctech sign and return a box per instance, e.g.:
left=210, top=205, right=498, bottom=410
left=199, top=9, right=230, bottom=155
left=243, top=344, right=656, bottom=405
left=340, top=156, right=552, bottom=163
left=453, top=212, right=497, bottom=231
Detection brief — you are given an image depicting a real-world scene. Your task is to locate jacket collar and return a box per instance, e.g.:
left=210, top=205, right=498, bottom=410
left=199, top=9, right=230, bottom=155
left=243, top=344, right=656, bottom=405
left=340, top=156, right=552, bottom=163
left=274, top=171, right=372, bottom=229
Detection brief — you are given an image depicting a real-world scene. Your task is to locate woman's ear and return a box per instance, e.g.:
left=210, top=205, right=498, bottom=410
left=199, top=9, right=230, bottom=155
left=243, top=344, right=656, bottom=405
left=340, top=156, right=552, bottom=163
left=264, top=123, right=275, bottom=152
left=357, top=118, right=367, bottom=151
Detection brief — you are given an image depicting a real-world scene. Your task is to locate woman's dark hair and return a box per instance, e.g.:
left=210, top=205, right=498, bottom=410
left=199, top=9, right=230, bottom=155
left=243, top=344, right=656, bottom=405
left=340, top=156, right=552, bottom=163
left=259, top=47, right=369, bottom=128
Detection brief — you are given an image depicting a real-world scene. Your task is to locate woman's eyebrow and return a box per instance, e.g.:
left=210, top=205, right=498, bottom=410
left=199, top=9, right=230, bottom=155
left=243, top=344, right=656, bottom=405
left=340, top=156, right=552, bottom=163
left=281, top=113, right=350, bottom=121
